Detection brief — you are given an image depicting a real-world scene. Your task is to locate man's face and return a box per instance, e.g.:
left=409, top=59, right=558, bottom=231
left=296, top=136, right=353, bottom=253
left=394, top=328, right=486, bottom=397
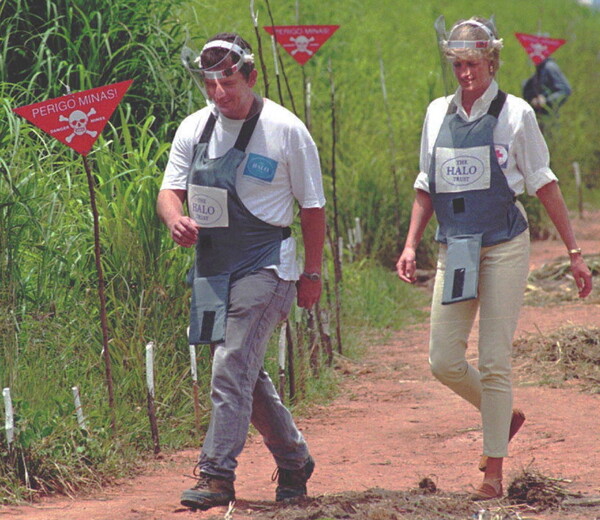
left=204, top=63, right=257, bottom=120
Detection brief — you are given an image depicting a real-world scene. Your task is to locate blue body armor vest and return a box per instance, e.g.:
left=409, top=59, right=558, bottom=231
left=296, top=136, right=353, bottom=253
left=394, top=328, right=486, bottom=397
left=428, top=91, right=528, bottom=304
left=186, top=98, right=290, bottom=344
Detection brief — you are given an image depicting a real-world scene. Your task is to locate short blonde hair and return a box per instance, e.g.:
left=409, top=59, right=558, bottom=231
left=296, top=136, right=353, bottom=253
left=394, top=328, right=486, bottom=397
left=443, top=17, right=502, bottom=74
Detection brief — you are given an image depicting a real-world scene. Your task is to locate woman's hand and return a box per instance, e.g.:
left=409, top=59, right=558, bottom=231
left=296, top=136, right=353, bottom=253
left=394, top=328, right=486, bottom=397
left=396, top=248, right=418, bottom=284
left=570, top=254, right=593, bottom=298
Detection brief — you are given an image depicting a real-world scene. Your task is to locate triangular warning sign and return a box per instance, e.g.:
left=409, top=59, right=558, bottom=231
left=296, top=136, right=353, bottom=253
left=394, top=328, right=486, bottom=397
left=515, top=33, right=566, bottom=65
left=13, top=80, right=133, bottom=155
left=264, top=25, right=339, bottom=65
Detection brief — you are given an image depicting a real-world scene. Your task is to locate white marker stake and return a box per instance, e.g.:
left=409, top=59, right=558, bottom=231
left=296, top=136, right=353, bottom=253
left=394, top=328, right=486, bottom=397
left=3, top=388, right=14, bottom=447
left=271, top=35, right=280, bottom=76
left=189, top=344, right=202, bottom=432
left=72, top=386, right=87, bottom=430
left=145, top=342, right=160, bottom=454
left=189, top=344, right=198, bottom=383
left=354, top=217, right=363, bottom=245
left=146, top=342, right=155, bottom=398
left=278, top=323, right=287, bottom=398
left=278, top=322, right=287, bottom=371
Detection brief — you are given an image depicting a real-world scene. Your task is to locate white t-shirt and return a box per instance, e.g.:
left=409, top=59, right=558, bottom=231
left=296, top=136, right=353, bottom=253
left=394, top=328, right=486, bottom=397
left=414, top=80, right=558, bottom=196
left=161, top=97, right=326, bottom=281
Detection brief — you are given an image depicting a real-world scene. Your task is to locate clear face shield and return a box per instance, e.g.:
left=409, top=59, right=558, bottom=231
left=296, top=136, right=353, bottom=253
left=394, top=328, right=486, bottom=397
left=433, top=15, right=502, bottom=95
left=181, top=36, right=255, bottom=106
left=434, top=15, right=457, bottom=96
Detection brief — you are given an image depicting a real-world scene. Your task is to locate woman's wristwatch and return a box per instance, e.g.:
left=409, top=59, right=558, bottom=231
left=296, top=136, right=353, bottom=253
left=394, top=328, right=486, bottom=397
left=568, top=248, right=582, bottom=257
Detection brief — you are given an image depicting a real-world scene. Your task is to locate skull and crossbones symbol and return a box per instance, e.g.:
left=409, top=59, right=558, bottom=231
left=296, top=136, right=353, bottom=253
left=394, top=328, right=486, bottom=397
left=59, top=108, right=98, bottom=143
left=289, top=35, right=315, bottom=56
left=529, top=42, right=549, bottom=62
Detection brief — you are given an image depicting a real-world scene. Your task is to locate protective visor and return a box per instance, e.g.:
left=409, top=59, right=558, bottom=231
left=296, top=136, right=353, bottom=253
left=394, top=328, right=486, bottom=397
left=181, top=37, right=255, bottom=102
left=434, top=16, right=503, bottom=96
left=434, top=15, right=458, bottom=95
left=437, top=16, right=504, bottom=53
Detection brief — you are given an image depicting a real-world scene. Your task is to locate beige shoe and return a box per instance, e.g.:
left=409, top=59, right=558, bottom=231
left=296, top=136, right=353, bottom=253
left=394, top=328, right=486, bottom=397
left=470, top=477, right=503, bottom=501
left=479, top=408, right=525, bottom=472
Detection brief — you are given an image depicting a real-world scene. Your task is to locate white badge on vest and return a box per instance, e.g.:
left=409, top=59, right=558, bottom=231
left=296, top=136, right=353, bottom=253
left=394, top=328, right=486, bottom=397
left=187, top=185, right=229, bottom=227
left=435, top=145, right=491, bottom=193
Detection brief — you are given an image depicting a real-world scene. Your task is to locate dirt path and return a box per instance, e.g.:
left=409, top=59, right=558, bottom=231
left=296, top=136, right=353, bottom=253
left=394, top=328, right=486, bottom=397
left=4, top=215, right=600, bottom=520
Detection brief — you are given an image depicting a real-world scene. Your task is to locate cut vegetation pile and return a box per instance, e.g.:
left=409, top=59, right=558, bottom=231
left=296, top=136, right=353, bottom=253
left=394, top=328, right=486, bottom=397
left=507, top=467, right=579, bottom=510
left=513, top=325, right=600, bottom=392
left=218, top=470, right=592, bottom=520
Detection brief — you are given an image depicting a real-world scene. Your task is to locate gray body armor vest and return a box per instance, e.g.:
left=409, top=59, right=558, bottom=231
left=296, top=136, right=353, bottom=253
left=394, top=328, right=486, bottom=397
left=186, top=99, right=290, bottom=344
left=428, top=91, right=528, bottom=304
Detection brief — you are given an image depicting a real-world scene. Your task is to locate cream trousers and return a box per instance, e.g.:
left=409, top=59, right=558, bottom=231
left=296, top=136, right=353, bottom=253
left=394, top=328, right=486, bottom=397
left=429, top=228, right=530, bottom=457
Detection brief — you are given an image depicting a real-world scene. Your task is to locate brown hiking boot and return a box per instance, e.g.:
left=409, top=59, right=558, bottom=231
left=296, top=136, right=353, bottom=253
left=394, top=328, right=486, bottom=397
left=273, top=456, right=315, bottom=502
left=180, top=473, right=235, bottom=511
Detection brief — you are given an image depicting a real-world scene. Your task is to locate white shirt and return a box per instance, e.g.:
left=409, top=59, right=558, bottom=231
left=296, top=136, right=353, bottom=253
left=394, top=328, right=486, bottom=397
left=414, top=80, right=557, bottom=196
left=161, top=98, right=326, bottom=280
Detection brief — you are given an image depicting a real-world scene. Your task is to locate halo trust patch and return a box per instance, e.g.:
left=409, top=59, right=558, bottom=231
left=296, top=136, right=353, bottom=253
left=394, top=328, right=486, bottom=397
left=243, top=153, right=278, bottom=183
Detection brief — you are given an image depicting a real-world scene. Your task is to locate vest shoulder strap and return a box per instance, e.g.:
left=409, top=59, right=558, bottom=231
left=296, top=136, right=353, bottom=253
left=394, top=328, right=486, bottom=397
left=233, top=97, right=264, bottom=152
left=488, top=90, right=507, bottom=119
left=199, top=112, right=217, bottom=144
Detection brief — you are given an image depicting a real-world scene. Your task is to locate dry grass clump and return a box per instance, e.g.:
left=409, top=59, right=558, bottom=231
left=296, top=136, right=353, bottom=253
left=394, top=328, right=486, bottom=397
left=513, top=325, right=600, bottom=392
left=507, top=467, right=579, bottom=510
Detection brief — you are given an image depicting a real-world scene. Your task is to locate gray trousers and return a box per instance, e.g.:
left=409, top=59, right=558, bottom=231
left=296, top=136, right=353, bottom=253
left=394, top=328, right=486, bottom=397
left=199, top=268, right=310, bottom=481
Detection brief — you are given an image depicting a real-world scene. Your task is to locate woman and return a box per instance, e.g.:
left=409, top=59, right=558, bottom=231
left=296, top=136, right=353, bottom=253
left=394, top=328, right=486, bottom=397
left=396, top=16, right=592, bottom=500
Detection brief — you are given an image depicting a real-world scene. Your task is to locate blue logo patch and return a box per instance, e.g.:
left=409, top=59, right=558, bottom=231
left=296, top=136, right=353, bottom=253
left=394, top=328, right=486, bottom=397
left=243, top=153, right=278, bottom=182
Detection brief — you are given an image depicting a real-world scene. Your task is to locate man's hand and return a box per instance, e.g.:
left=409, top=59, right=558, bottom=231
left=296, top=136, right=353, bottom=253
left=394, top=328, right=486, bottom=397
left=296, top=274, right=322, bottom=309
left=531, top=94, right=547, bottom=109
left=157, top=189, right=199, bottom=248
left=298, top=207, right=326, bottom=309
left=169, top=215, right=200, bottom=248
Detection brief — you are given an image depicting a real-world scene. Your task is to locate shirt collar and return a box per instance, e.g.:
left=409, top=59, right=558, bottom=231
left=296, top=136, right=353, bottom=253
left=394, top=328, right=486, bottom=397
left=453, top=80, right=499, bottom=121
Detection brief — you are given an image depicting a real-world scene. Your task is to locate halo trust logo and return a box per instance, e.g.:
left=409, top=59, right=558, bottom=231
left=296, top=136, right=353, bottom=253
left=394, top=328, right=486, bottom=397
left=189, top=192, right=224, bottom=225
left=440, top=155, right=485, bottom=187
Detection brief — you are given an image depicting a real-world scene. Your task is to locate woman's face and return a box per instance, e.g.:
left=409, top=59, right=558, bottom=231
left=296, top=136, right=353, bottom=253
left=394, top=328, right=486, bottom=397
left=452, top=57, right=493, bottom=99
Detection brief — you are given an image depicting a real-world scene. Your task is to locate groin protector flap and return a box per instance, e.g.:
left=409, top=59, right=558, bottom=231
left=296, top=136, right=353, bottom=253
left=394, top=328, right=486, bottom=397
left=442, top=234, right=482, bottom=305
left=189, top=273, right=230, bottom=344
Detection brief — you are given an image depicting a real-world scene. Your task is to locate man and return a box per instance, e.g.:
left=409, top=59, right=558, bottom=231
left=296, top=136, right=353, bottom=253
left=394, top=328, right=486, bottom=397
left=157, top=32, right=325, bottom=511
left=522, top=57, right=571, bottom=117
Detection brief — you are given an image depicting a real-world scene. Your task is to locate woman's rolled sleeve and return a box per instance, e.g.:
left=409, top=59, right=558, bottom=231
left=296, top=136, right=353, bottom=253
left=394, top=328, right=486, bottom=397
left=514, top=108, right=558, bottom=195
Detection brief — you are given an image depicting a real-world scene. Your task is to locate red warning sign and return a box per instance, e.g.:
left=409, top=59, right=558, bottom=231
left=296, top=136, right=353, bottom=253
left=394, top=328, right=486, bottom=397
left=264, top=25, right=339, bottom=65
left=13, top=80, right=133, bottom=155
left=515, top=33, right=567, bottom=65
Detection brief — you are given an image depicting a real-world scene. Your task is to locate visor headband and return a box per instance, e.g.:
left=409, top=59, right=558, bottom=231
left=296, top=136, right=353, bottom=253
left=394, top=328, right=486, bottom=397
left=442, top=20, right=503, bottom=52
left=201, top=40, right=249, bottom=59
left=451, top=20, right=495, bottom=41
left=447, top=40, right=492, bottom=49
left=194, top=40, right=255, bottom=80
